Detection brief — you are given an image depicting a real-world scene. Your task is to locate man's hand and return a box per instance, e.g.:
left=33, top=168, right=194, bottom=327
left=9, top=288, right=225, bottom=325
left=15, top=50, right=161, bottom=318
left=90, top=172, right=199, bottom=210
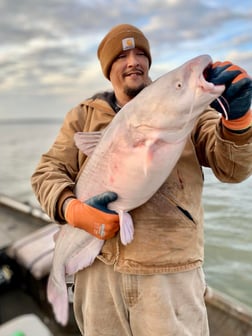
left=208, top=61, right=252, bottom=131
left=64, top=191, right=119, bottom=240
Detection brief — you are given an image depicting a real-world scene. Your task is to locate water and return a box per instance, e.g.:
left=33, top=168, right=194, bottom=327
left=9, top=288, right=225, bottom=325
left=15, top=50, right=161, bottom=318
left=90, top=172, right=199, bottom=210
left=203, top=170, right=252, bottom=306
left=0, top=120, right=62, bottom=204
left=1, top=120, right=252, bottom=307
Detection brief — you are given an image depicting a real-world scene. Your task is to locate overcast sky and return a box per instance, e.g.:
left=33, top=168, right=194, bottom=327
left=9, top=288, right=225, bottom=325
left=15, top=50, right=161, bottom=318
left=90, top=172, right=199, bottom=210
left=1, top=0, right=252, bottom=121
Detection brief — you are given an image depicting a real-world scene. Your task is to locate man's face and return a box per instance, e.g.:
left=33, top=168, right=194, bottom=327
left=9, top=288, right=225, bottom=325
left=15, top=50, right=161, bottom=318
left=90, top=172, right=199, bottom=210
left=110, top=48, right=150, bottom=105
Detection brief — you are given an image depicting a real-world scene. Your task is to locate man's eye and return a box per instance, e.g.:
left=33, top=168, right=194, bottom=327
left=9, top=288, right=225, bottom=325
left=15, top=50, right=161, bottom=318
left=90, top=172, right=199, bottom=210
left=117, top=54, right=126, bottom=59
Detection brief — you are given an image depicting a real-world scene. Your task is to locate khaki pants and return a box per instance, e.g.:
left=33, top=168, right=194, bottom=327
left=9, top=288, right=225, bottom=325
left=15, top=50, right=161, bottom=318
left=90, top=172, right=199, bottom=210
left=73, top=260, right=209, bottom=336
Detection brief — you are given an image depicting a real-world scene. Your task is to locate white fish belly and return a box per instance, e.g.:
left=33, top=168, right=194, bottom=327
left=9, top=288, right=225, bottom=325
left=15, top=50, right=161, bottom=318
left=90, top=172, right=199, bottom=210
left=75, top=131, right=186, bottom=212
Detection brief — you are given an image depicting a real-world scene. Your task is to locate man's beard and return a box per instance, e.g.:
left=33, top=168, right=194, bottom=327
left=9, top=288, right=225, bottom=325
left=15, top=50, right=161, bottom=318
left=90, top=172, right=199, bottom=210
left=124, top=83, right=146, bottom=99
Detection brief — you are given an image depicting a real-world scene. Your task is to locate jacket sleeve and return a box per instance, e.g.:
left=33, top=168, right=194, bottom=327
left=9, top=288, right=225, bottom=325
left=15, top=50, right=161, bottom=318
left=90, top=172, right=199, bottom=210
left=31, top=105, right=87, bottom=223
left=192, top=108, right=252, bottom=183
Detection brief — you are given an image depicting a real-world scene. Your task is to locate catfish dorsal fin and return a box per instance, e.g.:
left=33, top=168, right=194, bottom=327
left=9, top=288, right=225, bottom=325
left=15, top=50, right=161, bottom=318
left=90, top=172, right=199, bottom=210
left=74, top=131, right=102, bottom=156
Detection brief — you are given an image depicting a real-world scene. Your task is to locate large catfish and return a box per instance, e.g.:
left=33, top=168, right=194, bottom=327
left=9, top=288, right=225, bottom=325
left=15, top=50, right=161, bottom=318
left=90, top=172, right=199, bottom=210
left=47, top=55, right=225, bottom=325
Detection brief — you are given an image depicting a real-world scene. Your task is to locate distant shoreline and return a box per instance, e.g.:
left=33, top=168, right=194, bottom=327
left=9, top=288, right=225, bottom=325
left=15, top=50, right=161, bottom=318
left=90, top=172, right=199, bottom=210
left=0, top=118, right=62, bottom=125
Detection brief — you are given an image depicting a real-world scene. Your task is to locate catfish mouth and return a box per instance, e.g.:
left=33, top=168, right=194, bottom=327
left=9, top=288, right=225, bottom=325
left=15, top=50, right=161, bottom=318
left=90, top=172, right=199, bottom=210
left=200, top=62, right=225, bottom=95
left=203, top=63, right=212, bottom=81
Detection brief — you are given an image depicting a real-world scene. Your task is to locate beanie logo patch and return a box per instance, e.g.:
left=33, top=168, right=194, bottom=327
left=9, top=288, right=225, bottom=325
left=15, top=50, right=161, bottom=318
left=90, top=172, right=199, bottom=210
left=122, top=37, right=135, bottom=51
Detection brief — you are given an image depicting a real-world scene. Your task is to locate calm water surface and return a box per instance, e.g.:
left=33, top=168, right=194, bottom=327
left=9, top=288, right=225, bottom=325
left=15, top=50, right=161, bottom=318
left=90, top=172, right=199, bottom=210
left=1, top=121, right=251, bottom=306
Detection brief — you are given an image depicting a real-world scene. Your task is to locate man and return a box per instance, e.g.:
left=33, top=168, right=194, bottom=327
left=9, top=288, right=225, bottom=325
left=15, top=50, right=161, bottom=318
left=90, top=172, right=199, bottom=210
left=31, top=24, right=252, bottom=335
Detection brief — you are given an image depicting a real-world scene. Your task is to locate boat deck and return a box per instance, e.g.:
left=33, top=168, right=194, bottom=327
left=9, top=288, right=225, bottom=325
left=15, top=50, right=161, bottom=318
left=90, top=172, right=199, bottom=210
left=0, top=195, right=80, bottom=335
left=0, top=195, right=51, bottom=250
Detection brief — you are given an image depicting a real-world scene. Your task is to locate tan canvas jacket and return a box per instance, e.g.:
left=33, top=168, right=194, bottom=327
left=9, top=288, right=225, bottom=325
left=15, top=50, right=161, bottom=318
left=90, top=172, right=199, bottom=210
left=31, top=93, right=252, bottom=274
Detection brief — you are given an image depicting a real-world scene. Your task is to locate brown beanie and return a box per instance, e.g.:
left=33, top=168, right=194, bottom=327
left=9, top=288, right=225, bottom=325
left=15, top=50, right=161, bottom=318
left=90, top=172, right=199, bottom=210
left=97, top=24, right=152, bottom=79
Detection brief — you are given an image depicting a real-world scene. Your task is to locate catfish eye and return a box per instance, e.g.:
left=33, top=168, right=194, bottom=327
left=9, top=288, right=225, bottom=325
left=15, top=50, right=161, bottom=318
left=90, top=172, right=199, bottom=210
left=176, top=81, right=182, bottom=89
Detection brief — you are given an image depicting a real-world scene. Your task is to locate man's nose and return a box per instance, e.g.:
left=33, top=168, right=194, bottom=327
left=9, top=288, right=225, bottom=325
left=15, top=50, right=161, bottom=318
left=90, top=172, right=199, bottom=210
left=127, top=51, right=139, bottom=66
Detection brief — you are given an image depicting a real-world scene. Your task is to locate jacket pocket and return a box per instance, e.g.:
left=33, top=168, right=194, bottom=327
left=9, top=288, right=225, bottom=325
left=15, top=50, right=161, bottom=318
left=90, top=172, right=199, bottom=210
left=176, top=205, right=195, bottom=223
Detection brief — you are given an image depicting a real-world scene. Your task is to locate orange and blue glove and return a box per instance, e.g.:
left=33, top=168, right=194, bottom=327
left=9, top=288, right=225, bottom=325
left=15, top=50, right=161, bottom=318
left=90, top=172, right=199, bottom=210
left=208, top=61, right=252, bottom=131
left=64, top=191, right=119, bottom=240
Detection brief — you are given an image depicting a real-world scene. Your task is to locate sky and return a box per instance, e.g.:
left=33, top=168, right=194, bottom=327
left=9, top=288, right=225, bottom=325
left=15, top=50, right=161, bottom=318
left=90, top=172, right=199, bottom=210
left=1, top=0, right=252, bottom=121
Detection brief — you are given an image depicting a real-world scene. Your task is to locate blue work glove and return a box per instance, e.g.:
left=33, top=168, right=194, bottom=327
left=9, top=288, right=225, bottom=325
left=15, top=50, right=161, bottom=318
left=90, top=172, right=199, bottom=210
left=85, top=191, right=118, bottom=214
left=208, top=61, right=252, bottom=120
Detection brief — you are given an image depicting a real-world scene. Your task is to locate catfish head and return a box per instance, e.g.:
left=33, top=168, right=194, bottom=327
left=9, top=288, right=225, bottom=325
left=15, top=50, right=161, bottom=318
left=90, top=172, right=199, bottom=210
left=123, top=54, right=225, bottom=143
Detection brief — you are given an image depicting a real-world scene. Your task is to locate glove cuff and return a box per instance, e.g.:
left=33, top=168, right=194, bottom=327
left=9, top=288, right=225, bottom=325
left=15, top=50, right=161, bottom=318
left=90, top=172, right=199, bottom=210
left=222, top=109, right=252, bottom=131
left=64, top=198, right=80, bottom=225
